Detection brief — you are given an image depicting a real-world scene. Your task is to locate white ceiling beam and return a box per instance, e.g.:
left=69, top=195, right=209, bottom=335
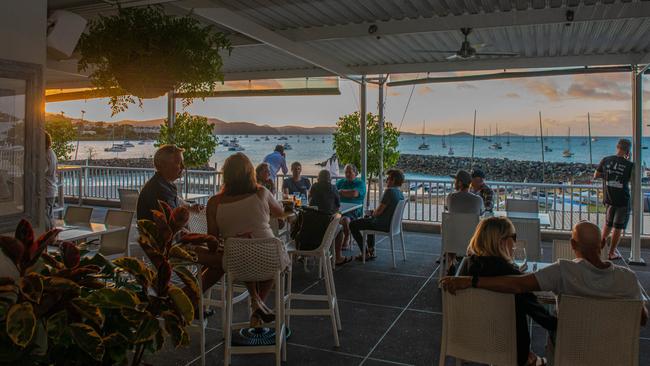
left=188, top=6, right=359, bottom=80
left=354, top=54, right=640, bottom=76
left=276, top=2, right=650, bottom=43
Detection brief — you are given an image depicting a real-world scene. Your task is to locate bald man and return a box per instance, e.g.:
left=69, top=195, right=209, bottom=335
left=440, top=221, right=647, bottom=325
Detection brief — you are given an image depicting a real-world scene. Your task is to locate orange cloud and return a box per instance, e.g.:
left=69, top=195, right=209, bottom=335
left=416, top=86, right=433, bottom=95
left=566, top=74, right=630, bottom=100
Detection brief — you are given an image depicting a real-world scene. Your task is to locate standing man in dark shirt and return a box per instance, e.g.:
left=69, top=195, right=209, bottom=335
left=594, top=138, right=633, bottom=260
left=137, top=145, right=201, bottom=221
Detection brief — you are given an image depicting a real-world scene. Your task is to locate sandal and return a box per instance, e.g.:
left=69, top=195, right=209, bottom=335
left=336, top=256, right=353, bottom=266
left=355, top=249, right=377, bottom=261
left=526, top=355, right=547, bottom=366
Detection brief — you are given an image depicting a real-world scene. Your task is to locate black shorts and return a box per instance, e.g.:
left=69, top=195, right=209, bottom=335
left=605, top=204, right=630, bottom=230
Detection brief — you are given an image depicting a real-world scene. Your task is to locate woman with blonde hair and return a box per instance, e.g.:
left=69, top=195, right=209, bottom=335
left=202, top=153, right=285, bottom=327
left=458, top=217, right=556, bottom=366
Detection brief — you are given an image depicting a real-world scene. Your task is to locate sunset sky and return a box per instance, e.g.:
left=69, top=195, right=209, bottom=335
left=46, top=71, right=649, bottom=136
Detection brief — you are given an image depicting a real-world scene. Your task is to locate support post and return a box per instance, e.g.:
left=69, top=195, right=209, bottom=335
left=630, top=65, right=645, bottom=265
left=167, top=90, right=176, bottom=128
left=360, top=76, right=367, bottom=207
left=378, top=75, right=385, bottom=194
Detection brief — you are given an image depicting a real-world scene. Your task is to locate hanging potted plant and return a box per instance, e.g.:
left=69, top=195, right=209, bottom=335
left=77, top=6, right=232, bottom=115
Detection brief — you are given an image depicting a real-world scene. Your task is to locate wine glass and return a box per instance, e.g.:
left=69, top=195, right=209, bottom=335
left=513, top=247, right=527, bottom=270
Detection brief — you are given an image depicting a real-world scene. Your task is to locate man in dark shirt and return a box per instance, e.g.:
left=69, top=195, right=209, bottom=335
left=137, top=145, right=200, bottom=221
left=350, top=169, right=405, bottom=260
left=282, top=161, right=311, bottom=198
left=594, top=138, right=633, bottom=260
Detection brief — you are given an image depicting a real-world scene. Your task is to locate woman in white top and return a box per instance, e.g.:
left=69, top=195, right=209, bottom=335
left=205, top=153, right=284, bottom=327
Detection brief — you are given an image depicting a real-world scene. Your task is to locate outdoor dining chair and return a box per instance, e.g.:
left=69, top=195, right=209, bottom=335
left=63, top=206, right=93, bottom=225
left=552, top=239, right=574, bottom=261
left=360, top=199, right=407, bottom=268
left=509, top=217, right=541, bottom=261
left=286, top=214, right=342, bottom=347
left=222, top=237, right=289, bottom=366
left=186, top=210, right=250, bottom=335
left=440, top=212, right=479, bottom=281
left=553, top=295, right=643, bottom=366
left=440, top=288, right=518, bottom=366
left=98, top=209, right=133, bottom=259
left=505, top=199, right=539, bottom=213
left=117, top=188, right=139, bottom=212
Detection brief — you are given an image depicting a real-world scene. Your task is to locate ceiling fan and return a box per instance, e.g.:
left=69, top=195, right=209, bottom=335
left=414, top=28, right=519, bottom=60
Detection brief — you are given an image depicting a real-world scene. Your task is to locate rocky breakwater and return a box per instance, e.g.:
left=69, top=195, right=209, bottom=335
left=396, top=154, right=596, bottom=183
left=62, top=158, right=216, bottom=171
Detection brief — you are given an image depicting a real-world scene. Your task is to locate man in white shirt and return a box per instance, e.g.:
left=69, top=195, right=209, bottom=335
left=44, top=132, right=58, bottom=230
left=440, top=220, right=648, bottom=325
left=446, top=169, right=484, bottom=215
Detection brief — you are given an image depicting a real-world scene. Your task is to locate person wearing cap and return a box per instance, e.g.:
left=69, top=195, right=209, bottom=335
left=470, top=169, right=494, bottom=212
left=447, top=170, right=484, bottom=215
left=444, top=169, right=484, bottom=275
left=262, top=144, right=288, bottom=181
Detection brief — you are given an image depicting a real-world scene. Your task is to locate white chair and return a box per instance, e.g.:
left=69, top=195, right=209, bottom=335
left=553, top=295, right=643, bottom=366
left=63, top=206, right=93, bottom=225
left=269, top=217, right=289, bottom=243
left=98, top=209, right=133, bottom=258
left=286, top=214, right=342, bottom=347
left=552, top=239, right=574, bottom=261
left=223, top=237, right=289, bottom=366
left=510, top=217, right=541, bottom=261
left=117, top=188, right=139, bottom=212
left=360, top=199, right=407, bottom=268
left=440, top=212, right=479, bottom=280
left=186, top=210, right=250, bottom=335
left=505, top=199, right=539, bottom=213
left=440, top=288, right=517, bottom=366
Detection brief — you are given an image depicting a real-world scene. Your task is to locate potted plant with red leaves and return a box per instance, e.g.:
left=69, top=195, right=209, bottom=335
left=0, top=219, right=118, bottom=364
left=109, top=200, right=218, bottom=365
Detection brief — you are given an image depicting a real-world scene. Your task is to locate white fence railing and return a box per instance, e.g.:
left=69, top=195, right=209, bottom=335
left=58, top=165, right=650, bottom=234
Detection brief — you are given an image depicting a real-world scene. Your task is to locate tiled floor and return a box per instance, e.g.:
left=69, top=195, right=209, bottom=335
left=85, top=207, right=650, bottom=365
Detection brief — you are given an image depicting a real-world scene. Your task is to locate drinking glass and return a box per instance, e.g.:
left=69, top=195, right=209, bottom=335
left=513, top=247, right=527, bottom=270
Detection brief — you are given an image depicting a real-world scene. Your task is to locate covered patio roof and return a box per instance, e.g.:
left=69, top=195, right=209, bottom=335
left=46, top=0, right=650, bottom=87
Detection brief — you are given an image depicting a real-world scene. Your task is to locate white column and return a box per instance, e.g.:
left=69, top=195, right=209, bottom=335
left=630, top=65, right=645, bottom=265
left=360, top=77, right=367, bottom=192
left=167, top=90, right=176, bottom=128
left=378, top=76, right=385, bottom=194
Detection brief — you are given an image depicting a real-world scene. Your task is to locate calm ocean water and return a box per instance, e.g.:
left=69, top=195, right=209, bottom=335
left=74, top=134, right=650, bottom=177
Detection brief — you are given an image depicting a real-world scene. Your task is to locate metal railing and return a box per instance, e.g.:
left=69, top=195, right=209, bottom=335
left=58, top=165, right=649, bottom=234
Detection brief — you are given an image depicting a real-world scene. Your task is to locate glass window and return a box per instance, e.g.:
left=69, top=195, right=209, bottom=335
left=0, top=78, right=25, bottom=216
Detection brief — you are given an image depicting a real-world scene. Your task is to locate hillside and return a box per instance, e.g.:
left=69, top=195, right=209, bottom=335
left=45, top=113, right=335, bottom=135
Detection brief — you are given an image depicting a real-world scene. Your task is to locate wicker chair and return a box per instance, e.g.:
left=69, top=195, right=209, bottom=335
left=440, top=288, right=518, bottom=366
left=554, top=295, right=643, bottom=366
left=222, top=237, right=289, bottom=366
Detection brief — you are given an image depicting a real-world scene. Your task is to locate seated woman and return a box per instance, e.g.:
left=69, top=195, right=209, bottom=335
left=457, top=217, right=556, bottom=366
left=282, top=161, right=311, bottom=198
left=349, top=169, right=404, bottom=260
left=199, top=153, right=285, bottom=327
left=336, top=164, right=365, bottom=249
left=256, top=162, right=276, bottom=195
left=309, top=169, right=352, bottom=265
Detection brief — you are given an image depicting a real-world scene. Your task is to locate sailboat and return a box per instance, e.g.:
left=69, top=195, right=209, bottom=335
left=563, top=127, right=574, bottom=158
left=418, top=121, right=430, bottom=150
left=505, top=131, right=510, bottom=146
left=490, top=125, right=502, bottom=150
left=544, top=128, right=553, bottom=152
left=104, top=126, right=126, bottom=152
left=447, top=129, right=454, bottom=155
left=441, top=130, right=447, bottom=148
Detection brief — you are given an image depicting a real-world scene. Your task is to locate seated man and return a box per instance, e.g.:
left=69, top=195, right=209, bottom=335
left=282, top=161, right=311, bottom=198
left=470, top=168, right=494, bottom=213
left=440, top=220, right=648, bottom=326
left=310, top=169, right=351, bottom=265
left=137, top=144, right=201, bottom=221
left=350, top=169, right=404, bottom=260
left=336, top=164, right=366, bottom=249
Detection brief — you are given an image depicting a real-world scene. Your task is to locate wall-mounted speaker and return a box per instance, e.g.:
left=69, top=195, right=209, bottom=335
left=47, top=10, right=87, bottom=60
